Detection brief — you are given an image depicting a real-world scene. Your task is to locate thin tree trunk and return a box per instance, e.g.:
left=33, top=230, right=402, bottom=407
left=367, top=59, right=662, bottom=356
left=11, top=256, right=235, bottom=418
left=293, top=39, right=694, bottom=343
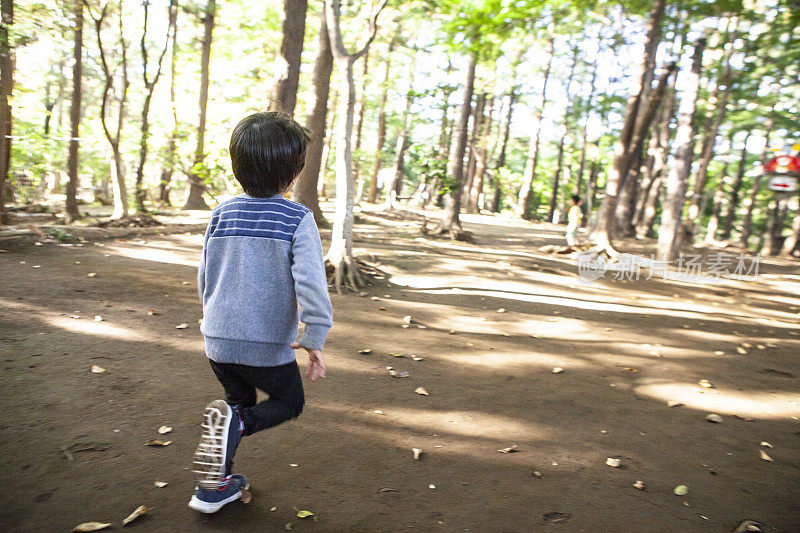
left=159, top=3, right=179, bottom=205
left=352, top=45, right=369, bottom=195
left=517, top=35, right=554, bottom=220
left=704, top=160, right=730, bottom=242
left=437, top=49, right=476, bottom=240
left=762, top=193, right=790, bottom=255
left=387, top=54, right=416, bottom=209
left=183, top=0, right=214, bottom=210
left=738, top=118, right=774, bottom=247
left=547, top=47, right=578, bottom=222
left=489, top=90, right=516, bottom=213
left=0, top=0, right=12, bottom=224
left=684, top=22, right=737, bottom=238
left=461, top=92, right=485, bottom=208
left=591, top=0, right=666, bottom=251
left=134, top=0, right=173, bottom=213
left=292, top=9, right=332, bottom=226
left=324, top=0, right=386, bottom=291
left=720, top=135, right=750, bottom=240
left=269, top=0, right=306, bottom=116
left=575, top=56, right=598, bottom=200
left=65, top=1, right=82, bottom=221
left=656, top=38, right=705, bottom=262
left=367, top=34, right=396, bottom=203
left=467, top=94, right=494, bottom=213
left=781, top=191, right=800, bottom=256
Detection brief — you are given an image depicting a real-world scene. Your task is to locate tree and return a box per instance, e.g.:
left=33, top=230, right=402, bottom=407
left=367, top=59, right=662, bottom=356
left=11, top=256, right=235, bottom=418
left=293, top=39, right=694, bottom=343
left=292, top=8, right=333, bottom=225
left=159, top=0, right=179, bottom=205
left=591, top=0, right=666, bottom=252
left=269, top=0, right=307, bottom=116
left=64, top=0, right=82, bottom=223
left=737, top=118, right=773, bottom=247
left=134, top=0, right=173, bottom=213
left=656, top=38, right=706, bottom=262
left=719, top=133, right=750, bottom=241
left=87, top=0, right=131, bottom=220
left=0, top=0, right=12, bottom=225
left=324, top=0, right=387, bottom=290
left=386, top=50, right=416, bottom=209
left=516, top=33, right=554, bottom=221
left=547, top=45, right=579, bottom=222
left=366, top=32, right=397, bottom=203
left=183, top=0, right=215, bottom=211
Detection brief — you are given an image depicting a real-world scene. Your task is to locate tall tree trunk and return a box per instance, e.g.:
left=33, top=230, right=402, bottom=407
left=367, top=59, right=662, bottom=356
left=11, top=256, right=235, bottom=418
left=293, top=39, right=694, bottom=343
left=575, top=56, right=598, bottom=202
left=467, top=94, right=494, bottom=213
left=738, top=118, right=774, bottom=247
left=134, top=0, right=173, bottom=213
left=64, top=0, right=82, bottom=222
left=516, top=35, right=554, bottom=220
left=269, top=0, right=306, bottom=116
left=489, top=89, right=516, bottom=213
left=292, top=9, right=332, bottom=226
left=324, top=0, right=386, bottom=291
left=656, top=38, right=705, bottom=262
left=0, top=0, right=12, bottom=224
left=684, top=22, right=737, bottom=238
left=762, top=193, right=790, bottom=255
left=461, top=92, right=485, bottom=208
left=422, top=63, right=456, bottom=208
left=437, top=49, right=476, bottom=240
left=720, top=135, right=750, bottom=240
left=547, top=47, right=578, bottom=222
left=703, top=134, right=734, bottom=242
left=352, top=46, right=369, bottom=196
left=159, top=2, right=179, bottom=205
left=591, top=0, right=666, bottom=251
left=183, top=0, right=215, bottom=211
left=387, top=54, right=416, bottom=209
left=781, top=191, right=800, bottom=257
left=367, top=34, right=396, bottom=203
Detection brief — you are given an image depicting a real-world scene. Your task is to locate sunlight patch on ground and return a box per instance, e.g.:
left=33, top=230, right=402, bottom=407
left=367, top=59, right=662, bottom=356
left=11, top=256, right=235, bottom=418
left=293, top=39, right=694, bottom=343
left=635, top=381, right=800, bottom=419
left=437, top=349, right=590, bottom=370
left=103, top=245, right=199, bottom=267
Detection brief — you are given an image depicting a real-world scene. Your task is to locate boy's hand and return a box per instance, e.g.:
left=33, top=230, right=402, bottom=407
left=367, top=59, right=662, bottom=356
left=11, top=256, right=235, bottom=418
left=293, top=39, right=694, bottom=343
left=291, top=342, right=326, bottom=381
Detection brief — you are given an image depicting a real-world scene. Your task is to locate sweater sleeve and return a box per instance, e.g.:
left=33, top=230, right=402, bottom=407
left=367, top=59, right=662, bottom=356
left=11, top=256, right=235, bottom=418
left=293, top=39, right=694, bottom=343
left=291, top=212, right=333, bottom=350
left=197, top=218, right=213, bottom=301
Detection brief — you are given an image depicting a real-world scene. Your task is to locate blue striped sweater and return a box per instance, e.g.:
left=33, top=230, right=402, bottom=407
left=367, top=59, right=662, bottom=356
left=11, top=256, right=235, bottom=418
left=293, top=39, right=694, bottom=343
left=198, top=194, right=333, bottom=366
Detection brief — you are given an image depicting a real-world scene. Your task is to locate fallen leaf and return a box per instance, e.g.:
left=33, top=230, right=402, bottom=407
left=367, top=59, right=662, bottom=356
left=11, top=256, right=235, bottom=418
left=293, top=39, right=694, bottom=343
left=498, top=445, right=519, bottom=454
left=289, top=463, right=298, bottom=467
left=122, top=505, right=147, bottom=526
left=412, top=356, right=424, bottom=361
left=543, top=512, right=571, bottom=523
left=73, top=522, right=112, bottom=532
left=401, top=324, right=410, bottom=329
left=270, top=506, right=278, bottom=511
left=285, top=523, right=293, bottom=530
left=412, top=448, right=423, bottom=460
left=373, top=410, right=385, bottom=415
left=742, top=342, right=753, bottom=348
left=389, top=370, right=409, bottom=378
left=760, top=441, right=772, bottom=448
left=673, top=485, right=689, bottom=496
left=713, top=351, right=725, bottom=356
left=175, top=323, right=188, bottom=329
left=633, top=480, right=645, bottom=490
left=667, top=401, right=684, bottom=407
left=295, top=510, right=314, bottom=519
left=90, top=365, right=106, bottom=374
left=759, top=449, right=773, bottom=462
left=448, top=330, right=457, bottom=335
left=378, top=306, right=386, bottom=311
left=93, top=316, right=103, bottom=322
left=551, top=367, right=564, bottom=374
left=732, top=519, right=764, bottom=532
left=87, top=273, right=97, bottom=278
left=147, top=310, right=159, bottom=316
left=358, top=349, right=372, bottom=354
left=154, top=481, right=168, bottom=488
left=532, top=471, right=542, bottom=478
left=157, top=426, right=172, bottom=434
left=71, top=315, right=81, bottom=319
left=403, top=315, right=412, bottom=324
left=699, top=379, right=713, bottom=388
left=605, top=457, right=621, bottom=467
left=736, top=346, right=748, bottom=354
left=144, top=439, right=172, bottom=447
left=391, top=352, right=405, bottom=358
left=706, top=413, right=723, bottom=423
left=497, top=308, right=506, bottom=313
left=415, top=387, right=429, bottom=396
left=428, top=484, right=436, bottom=489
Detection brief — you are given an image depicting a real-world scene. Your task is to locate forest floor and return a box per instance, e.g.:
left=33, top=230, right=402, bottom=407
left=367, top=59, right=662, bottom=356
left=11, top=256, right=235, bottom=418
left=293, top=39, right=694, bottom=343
left=1, top=203, right=799, bottom=532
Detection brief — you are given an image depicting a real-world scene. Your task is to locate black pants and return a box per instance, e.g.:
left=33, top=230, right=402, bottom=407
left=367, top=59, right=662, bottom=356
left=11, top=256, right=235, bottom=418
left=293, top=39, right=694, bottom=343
left=208, top=359, right=305, bottom=436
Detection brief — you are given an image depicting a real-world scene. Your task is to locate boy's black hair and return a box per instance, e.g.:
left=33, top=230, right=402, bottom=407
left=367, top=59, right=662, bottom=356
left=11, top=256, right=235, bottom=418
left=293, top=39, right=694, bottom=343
left=229, top=111, right=310, bottom=197
left=570, top=194, right=582, bottom=204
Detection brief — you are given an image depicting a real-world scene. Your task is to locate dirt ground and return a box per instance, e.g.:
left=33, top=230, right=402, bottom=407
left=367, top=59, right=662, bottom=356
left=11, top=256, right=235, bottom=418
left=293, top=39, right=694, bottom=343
left=1, top=207, right=799, bottom=532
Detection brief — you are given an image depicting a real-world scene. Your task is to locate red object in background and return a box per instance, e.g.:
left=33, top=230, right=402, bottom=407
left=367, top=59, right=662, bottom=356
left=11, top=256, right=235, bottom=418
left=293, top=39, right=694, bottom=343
left=765, top=154, right=800, bottom=175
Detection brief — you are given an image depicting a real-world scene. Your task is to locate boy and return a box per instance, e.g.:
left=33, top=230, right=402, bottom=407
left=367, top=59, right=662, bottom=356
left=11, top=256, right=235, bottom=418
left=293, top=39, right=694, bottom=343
left=566, top=194, right=583, bottom=246
left=189, top=112, right=333, bottom=513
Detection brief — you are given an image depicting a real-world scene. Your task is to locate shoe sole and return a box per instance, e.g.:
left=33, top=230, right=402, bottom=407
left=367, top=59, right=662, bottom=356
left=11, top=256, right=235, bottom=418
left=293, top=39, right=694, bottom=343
left=187, top=490, right=242, bottom=513
left=192, top=400, right=231, bottom=491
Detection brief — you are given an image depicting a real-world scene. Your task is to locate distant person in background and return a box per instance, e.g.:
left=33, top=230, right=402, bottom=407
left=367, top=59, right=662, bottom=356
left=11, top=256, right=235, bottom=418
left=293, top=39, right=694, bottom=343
left=566, top=194, right=583, bottom=246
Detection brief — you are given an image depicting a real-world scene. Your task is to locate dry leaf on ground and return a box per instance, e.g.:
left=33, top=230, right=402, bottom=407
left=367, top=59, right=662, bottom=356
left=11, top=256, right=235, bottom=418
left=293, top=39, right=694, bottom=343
left=90, top=365, right=106, bottom=374
left=145, top=439, right=172, bottom=447
left=551, top=367, right=564, bottom=374
left=415, top=387, right=429, bottom=396
left=498, top=445, right=519, bottom=454
left=175, top=323, right=188, bottom=329
left=759, top=449, right=773, bottom=462
left=73, top=522, right=112, bottom=532
left=605, top=458, right=621, bottom=467
left=412, top=448, right=423, bottom=460
left=706, top=414, right=723, bottom=423
left=122, top=505, right=147, bottom=526
left=633, top=480, right=645, bottom=490
left=157, top=426, right=172, bottom=434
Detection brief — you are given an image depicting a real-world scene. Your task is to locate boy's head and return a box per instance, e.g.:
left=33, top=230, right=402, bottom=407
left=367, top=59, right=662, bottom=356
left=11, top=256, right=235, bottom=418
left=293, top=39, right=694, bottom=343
left=570, top=194, right=582, bottom=205
left=229, top=112, right=310, bottom=197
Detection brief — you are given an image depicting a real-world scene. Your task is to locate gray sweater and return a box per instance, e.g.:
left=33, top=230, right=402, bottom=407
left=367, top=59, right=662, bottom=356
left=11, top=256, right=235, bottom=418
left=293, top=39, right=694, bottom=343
left=198, top=194, right=333, bottom=366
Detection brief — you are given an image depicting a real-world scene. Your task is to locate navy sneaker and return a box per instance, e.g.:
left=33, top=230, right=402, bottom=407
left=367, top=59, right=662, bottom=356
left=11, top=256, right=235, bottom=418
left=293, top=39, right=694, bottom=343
left=188, top=474, right=248, bottom=513
left=192, top=400, right=243, bottom=490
